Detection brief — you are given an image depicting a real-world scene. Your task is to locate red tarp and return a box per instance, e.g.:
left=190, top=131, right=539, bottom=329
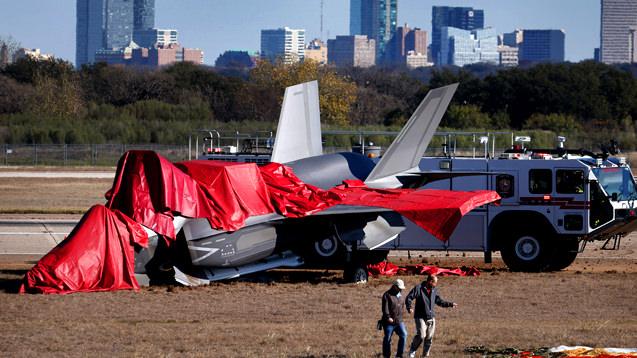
left=20, top=205, right=148, bottom=294
left=367, top=261, right=481, bottom=277
left=21, top=151, right=499, bottom=294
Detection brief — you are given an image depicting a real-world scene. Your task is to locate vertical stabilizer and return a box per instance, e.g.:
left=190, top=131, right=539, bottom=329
left=270, top=81, right=322, bottom=163
left=364, top=83, right=458, bottom=188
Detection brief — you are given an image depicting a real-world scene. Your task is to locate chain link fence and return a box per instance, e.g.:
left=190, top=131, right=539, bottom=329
left=1, top=131, right=517, bottom=166
left=1, top=144, right=189, bottom=166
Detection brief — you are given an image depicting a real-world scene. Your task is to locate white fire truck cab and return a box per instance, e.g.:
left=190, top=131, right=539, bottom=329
left=386, top=143, right=637, bottom=272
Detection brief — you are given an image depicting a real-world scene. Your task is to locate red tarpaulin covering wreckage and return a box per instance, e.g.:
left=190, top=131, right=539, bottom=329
left=20, top=151, right=499, bottom=294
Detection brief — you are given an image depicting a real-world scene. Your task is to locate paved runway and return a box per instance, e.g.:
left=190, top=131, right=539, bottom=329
left=0, top=220, right=76, bottom=255
left=1, top=219, right=634, bottom=262
left=0, top=171, right=114, bottom=178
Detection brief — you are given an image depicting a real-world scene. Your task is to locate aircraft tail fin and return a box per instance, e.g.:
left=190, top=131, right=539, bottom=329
left=270, top=81, right=322, bottom=164
left=364, top=83, right=458, bottom=188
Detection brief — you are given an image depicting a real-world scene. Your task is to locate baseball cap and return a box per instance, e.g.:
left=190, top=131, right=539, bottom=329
left=393, top=279, right=405, bottom=290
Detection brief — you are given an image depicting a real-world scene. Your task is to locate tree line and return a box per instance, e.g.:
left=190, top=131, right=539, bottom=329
left=1, top=57, right=637, bottom=150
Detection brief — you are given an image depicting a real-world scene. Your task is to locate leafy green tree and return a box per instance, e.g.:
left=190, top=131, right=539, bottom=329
left=523, top=113, right=582, bottom=134
left=443, top=105, right=492, bottom=129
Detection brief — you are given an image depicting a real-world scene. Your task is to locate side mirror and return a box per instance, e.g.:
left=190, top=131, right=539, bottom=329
left=611, top=192, right=618, bottom=201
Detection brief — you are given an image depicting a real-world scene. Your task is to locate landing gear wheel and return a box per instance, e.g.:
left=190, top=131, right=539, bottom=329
left=344, top=263, right=369, bottom=284
left=546, top=239, right=578, bottom=271
left=314, top=236, right=339, bottom=257
left=501, top=231, right=552, bottom=272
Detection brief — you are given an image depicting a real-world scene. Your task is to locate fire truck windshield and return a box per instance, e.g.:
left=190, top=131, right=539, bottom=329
left=593, top=167, right=637, bottom=201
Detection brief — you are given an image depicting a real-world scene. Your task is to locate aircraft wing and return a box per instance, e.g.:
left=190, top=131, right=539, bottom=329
left=365, top=83, right=458, bottom=188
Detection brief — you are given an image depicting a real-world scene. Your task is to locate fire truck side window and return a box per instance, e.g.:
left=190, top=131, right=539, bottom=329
left=556, top=170, right=585, bottom=194
left=529, top=169, right=552, bottom=194
left=496, top=175, right=514, bottom=198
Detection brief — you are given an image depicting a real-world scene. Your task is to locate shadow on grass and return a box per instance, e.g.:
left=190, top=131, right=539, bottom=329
left=239, top=269, right=344, bottom=284
left=0, top=269, right=27, bottom=293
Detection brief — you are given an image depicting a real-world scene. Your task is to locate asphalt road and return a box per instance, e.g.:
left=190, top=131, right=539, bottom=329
left=1, top=219, right=635, bottom=262
left=0, top=220, right=76, bottom=255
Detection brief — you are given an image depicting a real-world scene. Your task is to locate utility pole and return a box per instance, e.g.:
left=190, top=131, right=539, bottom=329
left=320, top=0, right=324, bottom=40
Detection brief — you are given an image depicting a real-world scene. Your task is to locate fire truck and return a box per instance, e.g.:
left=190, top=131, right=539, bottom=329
left=386, top=136, right=637, bottom=271
left=192, top=130, right=637, bottom=273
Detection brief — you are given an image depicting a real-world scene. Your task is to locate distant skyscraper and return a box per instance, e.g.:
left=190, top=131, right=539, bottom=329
left=76, top=0, right=156, bottom=66
left=305, top=39, right=328, bottom=65
left=431, top=6, right=484, bottom=65
left=134, top=29, right=178, bottom=48
left=260, top=27, right=306, bottom=64
left=386, top=24, right=427, bottom=66
left=134, top=0, right=154, bottom=30
left=502, top=29, right=523, bottom=47
left=519, top=29, right=565, bottom=63
left=103, top=0, right=135, bottom=50
left=600, top=0, right=637, bottom=64
left=327, top=35, right=376, bottom=68
left=439, top=27, right=498, bottom=67
left=498, top=45, right=519, bottom=67
left=350, top=0, right=397, bottom=60
left=349, top=0, right=362, bottom=35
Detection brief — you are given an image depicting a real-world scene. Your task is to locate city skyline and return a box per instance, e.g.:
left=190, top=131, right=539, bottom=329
left=1, top=0, right=599, bottom=66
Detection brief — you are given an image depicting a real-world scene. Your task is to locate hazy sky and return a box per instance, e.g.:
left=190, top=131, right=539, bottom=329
left=0, top=0, right=599, bottom=65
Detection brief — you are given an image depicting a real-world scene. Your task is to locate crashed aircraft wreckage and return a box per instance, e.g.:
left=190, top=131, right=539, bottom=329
left=20, top=81, right=500, bottom=294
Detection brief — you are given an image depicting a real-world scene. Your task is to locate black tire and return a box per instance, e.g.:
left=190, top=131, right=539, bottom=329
left=501, top=230, right=552, bottom=272
left=546, top=239, right=578, bottom=271
left=343, top=263, right=369, bottom=283
left=303, top=234, right=347, bottom=266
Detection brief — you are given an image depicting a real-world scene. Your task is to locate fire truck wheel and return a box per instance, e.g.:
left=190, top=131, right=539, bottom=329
left=546, top=239, right=578, bottom=271
left=501, top=231, right=551, bottom=272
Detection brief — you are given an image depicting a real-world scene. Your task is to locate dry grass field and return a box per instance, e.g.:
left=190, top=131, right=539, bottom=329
left=1, top=259, right=636, bottom=357
left=0, top=177, right=112, bottom=213
left=0, top=170, right=636, bottom=357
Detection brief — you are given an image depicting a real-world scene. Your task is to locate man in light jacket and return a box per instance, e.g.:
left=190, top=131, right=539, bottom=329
left=405, top=274, right=457, bottom=357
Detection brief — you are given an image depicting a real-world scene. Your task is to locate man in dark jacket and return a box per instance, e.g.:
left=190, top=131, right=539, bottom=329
left=381, top=279, right=408, bottom=358
left=405, top=274, right=457, bottom=357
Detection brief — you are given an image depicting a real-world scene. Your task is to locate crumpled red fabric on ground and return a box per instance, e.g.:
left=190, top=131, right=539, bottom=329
left=367, top=262, right=480, bottom=277
left=19, top=205, right=147, bottom=294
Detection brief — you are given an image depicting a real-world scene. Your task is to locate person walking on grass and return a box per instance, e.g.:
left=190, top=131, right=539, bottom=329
left=405, top=274, right=457, bottom=357
left=381, top=279, right=408, bottom=358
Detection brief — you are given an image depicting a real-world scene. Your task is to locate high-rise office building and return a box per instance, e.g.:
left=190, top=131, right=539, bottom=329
left=260, top=27, right=305, bottom=64
left=305, top=39, right=328, bottom=65
left=498, top=45, right=519, bottom=67
left=350, top=0, right=397, bottom=60
left=431, top=6, right=484, bottom=65
left=76, top=0, right=155, bottom=66
left=519, top=29, right=565, bottom=63
left=600, top=0, right=637, bottom=64
left=385, top=24, right=427, bottom=66
left=134, top=0, right=154, bottom=31
left=502, top=29, right=523, bottom=47
left=439, top=27, right=498, bottom=67
left=327, top=35, right=375, bottom=68
left=134, top=29, right=178, bottom=48
left=349, top=0, right=362, bottom=35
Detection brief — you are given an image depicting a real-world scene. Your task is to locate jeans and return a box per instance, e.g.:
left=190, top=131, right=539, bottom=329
left=409, top=318, right=436, bottom=357
left=383, top=321, right=408, bottom=358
